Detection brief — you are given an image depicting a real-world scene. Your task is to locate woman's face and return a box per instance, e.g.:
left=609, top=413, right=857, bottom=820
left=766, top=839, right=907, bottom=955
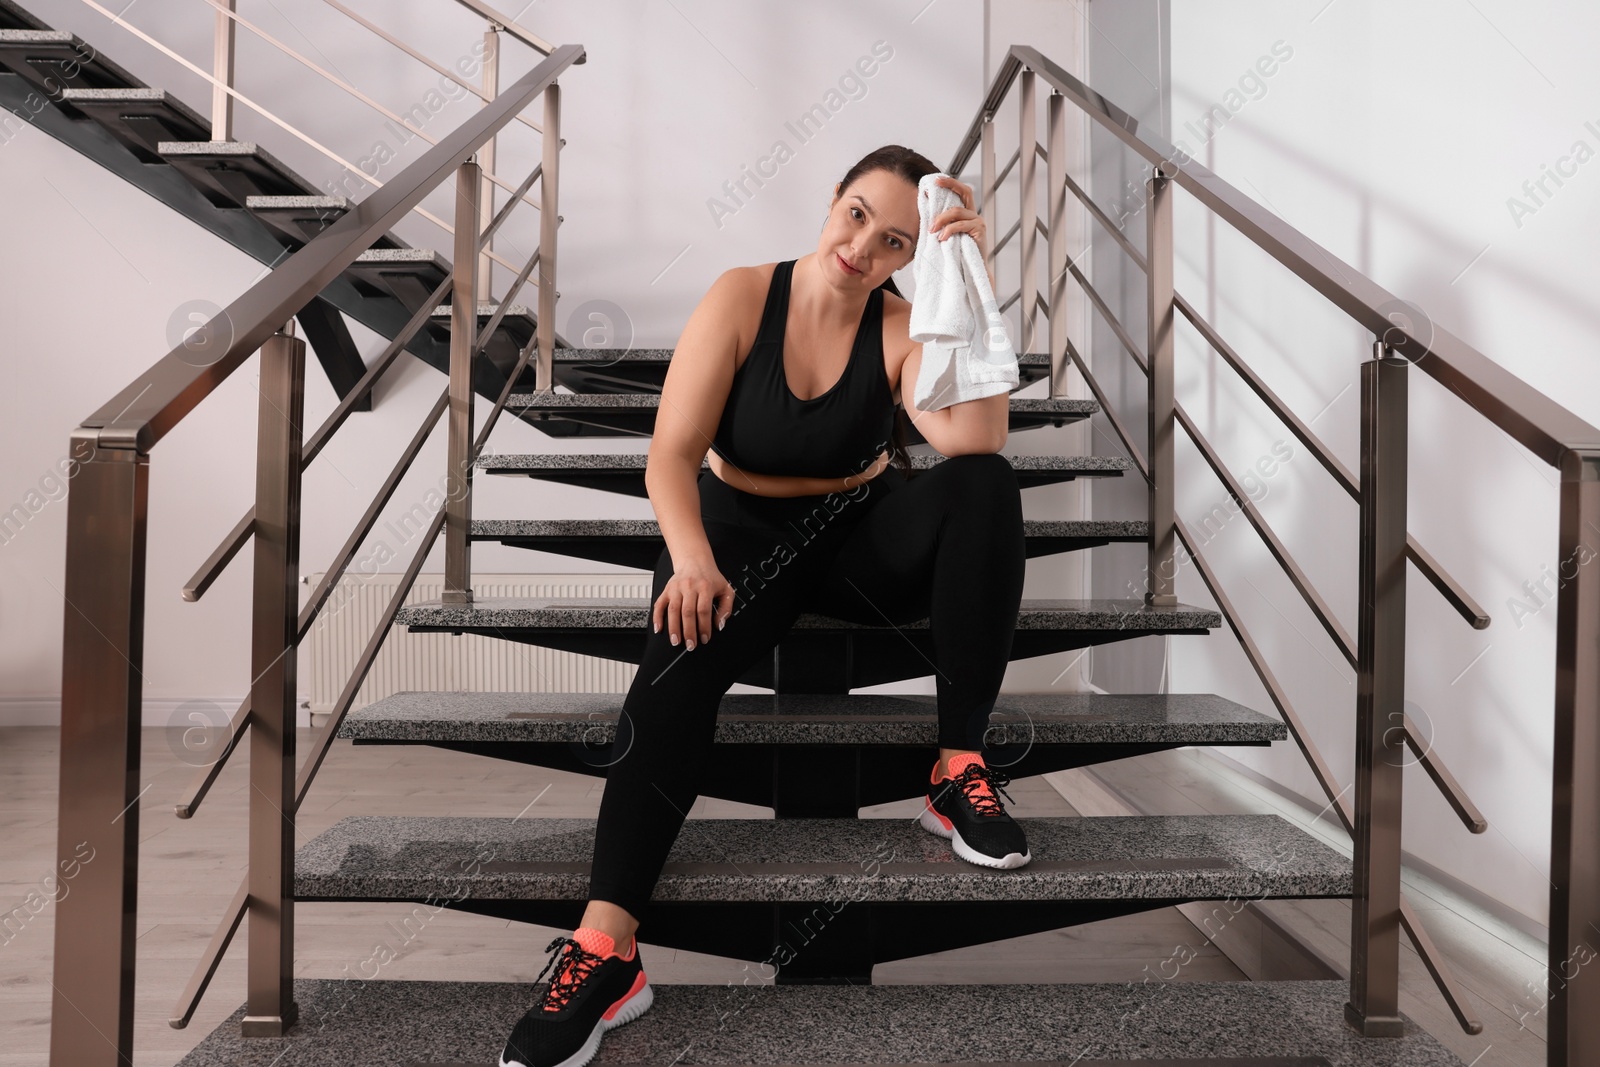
left=820, top=169, right=920, bottom=293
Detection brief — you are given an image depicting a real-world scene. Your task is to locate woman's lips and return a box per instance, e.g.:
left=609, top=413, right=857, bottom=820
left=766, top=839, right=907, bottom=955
left=837, top=253, right=861, bottom=275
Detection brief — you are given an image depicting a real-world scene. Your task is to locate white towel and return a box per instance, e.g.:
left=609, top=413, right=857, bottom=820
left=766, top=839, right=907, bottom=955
left=908, top=171, right=1019, bottom=413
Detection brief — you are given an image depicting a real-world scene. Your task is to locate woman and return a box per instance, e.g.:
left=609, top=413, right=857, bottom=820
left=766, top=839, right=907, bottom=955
left=499, top=145, right=1029, bottom=1067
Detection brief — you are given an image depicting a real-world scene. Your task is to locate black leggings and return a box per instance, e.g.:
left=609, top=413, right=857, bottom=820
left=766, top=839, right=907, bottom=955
left=586, top=452, right=1027, bottom=920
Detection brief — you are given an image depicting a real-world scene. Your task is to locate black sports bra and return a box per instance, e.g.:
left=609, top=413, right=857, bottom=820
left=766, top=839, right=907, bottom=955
left=709, top=258, right=897, bottom=479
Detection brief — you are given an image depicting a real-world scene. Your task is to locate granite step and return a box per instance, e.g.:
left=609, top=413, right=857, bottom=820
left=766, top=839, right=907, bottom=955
left=291, top=811, right=1351, bottom=974
left=349, top=248, right=452, bottom=310
left=295, top=812, right=1349, bottom=906
left=499, top=390, right=1098, bottom=439
left=335, top=691, right=1286, bottom=810
left=393, top=597, right=1221, bottom=688
left=524, top=347, right=1058, bottom=394
left=427, top=301, right=541, bottom=376
left=173, top=977, right=1466, bottom=1067
left=0, top=28, right=142, bottom=94
left=470, top=516, right=1149, bottom=568
left=475, top=451, right=1132, bottom=497
left=57, top=87, right=208, bottom=161
left=158, top=139, right=318, bottom=208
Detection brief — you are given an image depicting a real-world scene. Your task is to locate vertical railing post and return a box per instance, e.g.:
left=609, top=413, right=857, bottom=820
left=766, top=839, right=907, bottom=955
left=1547, top=447, right=1600, bottom=1066
left=443, top=159, right=481, bottom=605
left=477, top=22, right=501, bottom=303
left=536, top=82, right=561, bottom=393
left=211, top=0, right=235, bottom=140
left=1045, top=90, right=1067, bottom=399
left=242, top=322, right=304, bottom=1036
left=1016, top=68, right=1038, bottom=357
left=1143, top=164, right=1177, bottom=606
left=46, top=432, right=146, bottom=1067
left=1345, top=341, right=1408, bottom=1037
left=979, top=107, right=996, bottom=285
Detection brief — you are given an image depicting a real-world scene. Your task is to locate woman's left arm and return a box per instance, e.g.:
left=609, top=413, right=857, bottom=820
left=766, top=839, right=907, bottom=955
left=900, top=175, right=1010, bottom=455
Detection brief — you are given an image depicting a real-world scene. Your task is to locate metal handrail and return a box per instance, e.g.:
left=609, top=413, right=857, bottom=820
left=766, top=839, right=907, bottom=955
left=79, top=45, right=582, bottom=453
left=74, top=0, right=550, bottom=273
left=49, top=43, right=579, bottom=1064
left=967, top=44, right=1600, bottom=1057
left=953, top=47, right=1529, bottom=1043
left=959, top=46, right=1600, bottom=465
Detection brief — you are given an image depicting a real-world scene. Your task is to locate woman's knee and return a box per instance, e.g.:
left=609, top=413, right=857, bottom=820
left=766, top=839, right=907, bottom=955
left=931, top=452, right=1021, bottom=507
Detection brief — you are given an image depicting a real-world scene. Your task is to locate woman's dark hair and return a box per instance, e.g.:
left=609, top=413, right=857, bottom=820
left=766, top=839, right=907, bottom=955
left=835, top=144, right=940, bottom=480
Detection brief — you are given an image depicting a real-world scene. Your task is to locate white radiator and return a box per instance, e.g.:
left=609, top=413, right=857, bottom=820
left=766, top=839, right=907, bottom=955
left=304, top=572, right=652, bottom=714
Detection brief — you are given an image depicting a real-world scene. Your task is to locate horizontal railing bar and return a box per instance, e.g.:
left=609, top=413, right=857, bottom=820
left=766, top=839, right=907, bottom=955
left=992, top=217, right=1021, bottom=257
left=1406, top=538, right=1490, bottom=630
left=293, top=313, right=543, bottom=813
left=194, top=0, right=544, bottom=218
left=985, top=46, right=1600, bottom=466
left=181, top=510, right=253, bottom=605
left=1404, top=710, right=1489, bottom=833
left=1174, top=292, right=1357, bottom=494
left=1173, top=512, right=1483, bottom=1032
left=172, top=695, right=248, bottom=818
left=1041, top=292, right=1149, bottom=481
left=1175, top=515, right=1352, bottom=834
left=81, top=43, right=583, bottom=453
left=1063, top=250, right=1145, bottom=371
left=992, top=146, right=1021, bottom=194
left=448, top=0, right=565, bottom=57
left=1063, top=165, right=1147, bottom=270
left=181, top=272, right=453, bottom=602
left=1175, top=401, right=1357, bottom=667
left=321, top=0, right=544, bottom=135
left=1173, top=293, right=1491, bottom=629
left=166, top=874, right=248, bottom=1028
left=296, top=388, right=449, bottom=643
left=1400, top=897, right=1486, bottom=1033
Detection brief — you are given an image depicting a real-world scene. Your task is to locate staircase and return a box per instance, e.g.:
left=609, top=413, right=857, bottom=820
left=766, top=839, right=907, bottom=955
left=28, top=3, right=1600, bottom=1067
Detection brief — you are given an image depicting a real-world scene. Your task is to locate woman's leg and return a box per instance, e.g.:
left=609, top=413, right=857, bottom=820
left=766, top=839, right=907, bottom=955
left=805, top=452, right=1027, bottom=754
left=583, top=510, right=848, bottom=934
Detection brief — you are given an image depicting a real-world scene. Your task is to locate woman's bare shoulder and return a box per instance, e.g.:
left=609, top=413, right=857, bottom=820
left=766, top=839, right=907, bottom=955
left=879, top=287, right=917, bottom=393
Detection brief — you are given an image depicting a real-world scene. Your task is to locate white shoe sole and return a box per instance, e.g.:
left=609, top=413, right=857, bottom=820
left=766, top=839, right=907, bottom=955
left=919, top=804, right=1032, bottom=869
left=500, top=979, right=655, bottom=1067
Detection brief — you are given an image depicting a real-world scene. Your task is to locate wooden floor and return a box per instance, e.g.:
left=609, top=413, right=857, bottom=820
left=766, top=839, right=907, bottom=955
left=0, top=726, right=1544, bottom=1066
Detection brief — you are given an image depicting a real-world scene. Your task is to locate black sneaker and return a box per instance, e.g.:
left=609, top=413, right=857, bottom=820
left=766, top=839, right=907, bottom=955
left=499, top=929, right=654, bottom=1067
left=918, top=752, right=1032, bottom=869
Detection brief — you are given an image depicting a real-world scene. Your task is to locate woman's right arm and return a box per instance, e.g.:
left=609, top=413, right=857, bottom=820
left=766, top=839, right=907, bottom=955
left=644, top=267, right=751, bottom=650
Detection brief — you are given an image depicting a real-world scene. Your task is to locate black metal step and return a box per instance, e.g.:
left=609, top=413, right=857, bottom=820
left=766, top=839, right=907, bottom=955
left=0, top=28, right=141, bottom=94
left=346, top=247, right=451, bottom=309
left=501, top=390, right=1097, bottom=438
left=427, top=301, right=540, bottom=385
left=393, top=596, right=1220, bottom=690
left=171, top=977, right=1465, bottom=1066
left=245, top=193, right=352, bottom=245
left=337, top=691, right=1284, bottom=811
left=292, top=811, right=1350, bottom=981
left=57, top=87, right=208, bottom=161
left=474, top=452, right=1132, bottom=498
left=531, top=347, right=1058, bottom=394
left=157, top=139, right=317, bottom=207
left=469, top=516, right=1148, bottom=568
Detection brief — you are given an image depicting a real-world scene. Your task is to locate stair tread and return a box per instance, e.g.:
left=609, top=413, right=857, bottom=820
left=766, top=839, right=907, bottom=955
left=339, top=691, right=1284, bottom=745
left=173, top=977, right=1465, bottom=1066
left=295, top=812, right=1348, bottom=903
left=394, top=596, right=1221, bottom=631
left=471, top=516, right=1149, bottom=537
left=452, top=346, right=1055, bottom=363
left=475, top=451, right=1132, bottom=472
left=505, top=391, right=1095, bottom=412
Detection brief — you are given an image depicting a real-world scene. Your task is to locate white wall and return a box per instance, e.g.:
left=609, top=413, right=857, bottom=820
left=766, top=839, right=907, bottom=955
left=1158, top=0, right=1600, bottom=930
left=0, top=0, right=1093, bottom=727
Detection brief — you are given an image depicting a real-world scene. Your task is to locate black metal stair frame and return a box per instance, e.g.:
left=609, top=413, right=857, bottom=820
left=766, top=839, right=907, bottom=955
left=0, top=14, right=567, bottom=426
left=31, top=1, right=1529, bottom=1062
